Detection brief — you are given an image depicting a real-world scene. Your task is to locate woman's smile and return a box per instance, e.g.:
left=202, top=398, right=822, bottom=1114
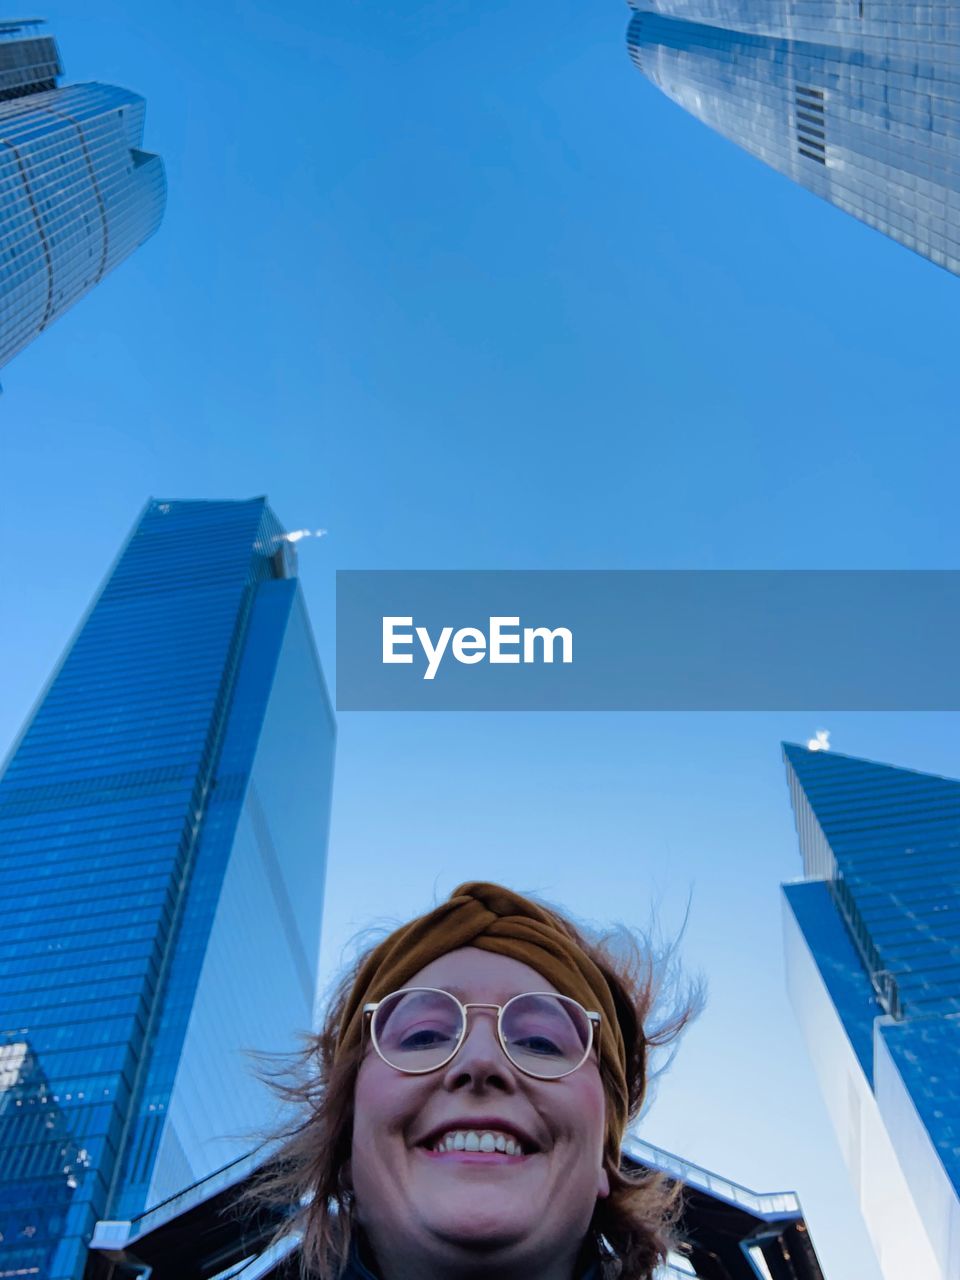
left=424, top=1129, right=529, bottom=1156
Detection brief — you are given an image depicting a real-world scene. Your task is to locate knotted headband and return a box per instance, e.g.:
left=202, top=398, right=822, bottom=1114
left=335, top=882, right=632, bottom=1154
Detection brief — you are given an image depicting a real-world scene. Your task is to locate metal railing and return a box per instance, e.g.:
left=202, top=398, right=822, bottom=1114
left=90, top=1144, right=278, bottom=1252
left=623, top=1134, right=801, bottom=1219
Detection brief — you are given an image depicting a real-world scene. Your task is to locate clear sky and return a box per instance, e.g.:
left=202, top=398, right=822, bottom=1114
left=2, top=3, right=960, bottom=1277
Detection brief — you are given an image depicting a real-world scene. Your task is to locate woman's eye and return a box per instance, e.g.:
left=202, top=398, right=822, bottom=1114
left=514, top=1034, right=563, bottom=1056
left=398, top=1027, right=453, bottom=1049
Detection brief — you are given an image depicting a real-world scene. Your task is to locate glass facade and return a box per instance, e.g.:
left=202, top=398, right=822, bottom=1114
left=0, top=498, right=335, bottom=1280
left=782, top=743, right=960, bottom=1279
left=626, top=0, right=960, bottom=275
left=0, top=21, right=165, bottom=371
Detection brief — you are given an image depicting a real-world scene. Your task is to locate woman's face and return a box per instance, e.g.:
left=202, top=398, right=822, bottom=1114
left=350, top=947, right=610, bottom=1278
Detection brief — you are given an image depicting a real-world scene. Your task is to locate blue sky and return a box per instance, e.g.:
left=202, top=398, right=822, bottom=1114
left=3, top=3, right=960, bottom=1276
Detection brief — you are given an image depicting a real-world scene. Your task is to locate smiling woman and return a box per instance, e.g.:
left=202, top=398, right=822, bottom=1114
left=257, top=882, right=693, bottom=1280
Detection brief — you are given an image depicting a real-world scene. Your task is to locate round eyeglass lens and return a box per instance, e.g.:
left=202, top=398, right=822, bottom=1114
left=500, top=993, right=592, bottom=1078
left=371, top=988, right=465, bottom=1072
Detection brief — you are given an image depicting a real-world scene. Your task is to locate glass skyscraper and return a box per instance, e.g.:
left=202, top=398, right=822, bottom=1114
left=0, top=20, right=165, bottom=371
left=0, top=498, right=335, bottom=1280
left=626, top=0, right=960, bottom=275
left=781, top=743, right=960, bottom=1280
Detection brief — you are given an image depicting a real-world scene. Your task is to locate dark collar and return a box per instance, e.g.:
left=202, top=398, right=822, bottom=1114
left=343, top=1240, right=601, bottom=1279
left=342, top=1245, right=379, bottom=1280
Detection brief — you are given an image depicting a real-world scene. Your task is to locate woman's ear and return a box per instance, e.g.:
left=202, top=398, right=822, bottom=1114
left=596, top=1162, right=611, bottom=1199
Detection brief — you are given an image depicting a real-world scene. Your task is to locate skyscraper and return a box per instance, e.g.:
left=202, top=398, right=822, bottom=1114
left=781, top=743, right=960, bottom=1280
left=0, top=498, right=335, bottom=1280
left=0, top=20, right=165, bottom=371
left=625, top=0, right=960, bottom=276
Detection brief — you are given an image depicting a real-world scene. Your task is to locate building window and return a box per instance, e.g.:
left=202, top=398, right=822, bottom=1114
left=795, top=86, right=827, bottom=164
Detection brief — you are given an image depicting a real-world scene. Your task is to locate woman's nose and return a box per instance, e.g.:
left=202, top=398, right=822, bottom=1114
left=441, top=1013, right=517, bottom=1093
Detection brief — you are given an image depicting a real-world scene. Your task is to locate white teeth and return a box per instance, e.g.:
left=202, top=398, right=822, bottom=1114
left=432, top=1128, right=525, bottom=1155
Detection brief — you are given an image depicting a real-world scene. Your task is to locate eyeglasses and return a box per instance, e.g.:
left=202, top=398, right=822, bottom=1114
left=363, top=987, right=601, bottom=1080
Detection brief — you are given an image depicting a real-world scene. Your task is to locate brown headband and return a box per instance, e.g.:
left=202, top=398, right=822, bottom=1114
left=336, top=882, right=631, bottom=1151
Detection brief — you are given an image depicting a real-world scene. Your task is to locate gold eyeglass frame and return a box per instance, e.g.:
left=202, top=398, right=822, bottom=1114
left=362, top=986, right=601, bottom=1081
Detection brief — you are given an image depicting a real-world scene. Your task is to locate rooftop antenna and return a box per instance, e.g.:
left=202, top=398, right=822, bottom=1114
left=278, top=528, right=327, bottom=544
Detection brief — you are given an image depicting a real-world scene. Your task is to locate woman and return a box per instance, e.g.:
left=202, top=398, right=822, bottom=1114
left=261, top=881, right=689, bottom=1279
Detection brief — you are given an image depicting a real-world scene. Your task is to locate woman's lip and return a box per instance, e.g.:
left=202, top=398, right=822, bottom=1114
left=417, top=1148, right=529, bottom=1163
left=416, top=1119, right=540, bottom=1151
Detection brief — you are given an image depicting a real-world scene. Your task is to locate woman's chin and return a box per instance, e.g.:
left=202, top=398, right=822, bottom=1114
left=420, top=1190, right=538, bottom=1252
